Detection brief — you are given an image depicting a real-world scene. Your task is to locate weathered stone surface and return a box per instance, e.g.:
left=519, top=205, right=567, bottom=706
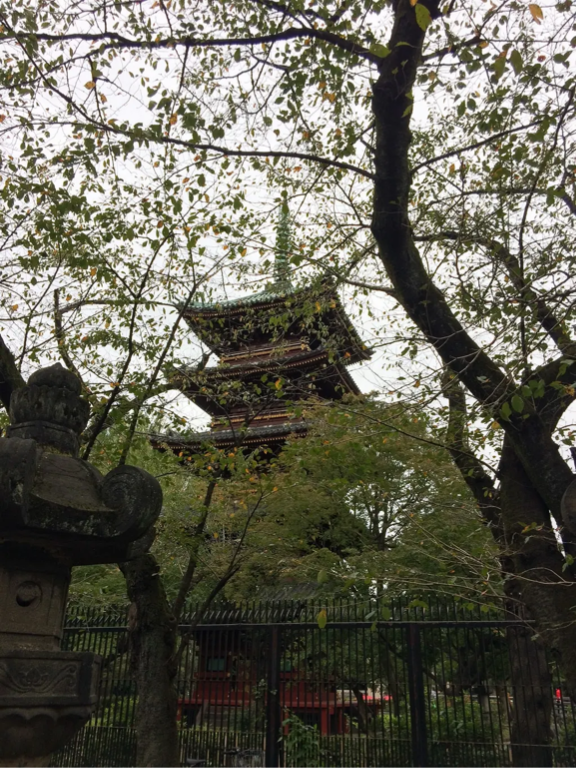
left=0, top=366, right=162, bottom=563
left=0, top=363, right=162, bottom=762
left=0, top=650, right=100, bottom=763
left=0, top=546, right=69, bottom=652
left=8, top=364, right=90, bottom=457
left=0, top=755, right=50, bottom=768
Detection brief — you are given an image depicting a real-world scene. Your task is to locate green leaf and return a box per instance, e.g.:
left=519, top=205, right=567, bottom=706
left=317, top=569, right=328, bottom=584
left=415, top=3, right=431, bottom=30
left=316, top=609, right=327, bottom=629
left=500, top=401, right=512, bottom=420
left=510, top=49, right=523, bottom=74
left=511, top=394, right=524, bottom=413
left=369, top=43, right=390, bottom=58
left=493, top=56, right=506, bottom=79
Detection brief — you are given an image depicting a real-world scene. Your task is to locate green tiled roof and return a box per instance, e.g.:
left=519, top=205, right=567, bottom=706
left=186, top=277, right=297, bottom=312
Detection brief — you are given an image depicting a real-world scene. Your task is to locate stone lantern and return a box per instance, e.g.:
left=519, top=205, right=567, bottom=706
left=0, top=364, right=162, bottom=766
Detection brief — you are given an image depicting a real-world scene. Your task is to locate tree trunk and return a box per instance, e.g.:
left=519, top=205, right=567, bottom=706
left=499, top=439, right=576, bottom=696
left=121, top=554, right=179, bottom=767
left=502, top=576, right=552, bottom=767
left=507, top=622, right=552, bottom=767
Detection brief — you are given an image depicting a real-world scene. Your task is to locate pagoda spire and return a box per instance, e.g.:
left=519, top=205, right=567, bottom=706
left=274, top=203, right=293, bottom=286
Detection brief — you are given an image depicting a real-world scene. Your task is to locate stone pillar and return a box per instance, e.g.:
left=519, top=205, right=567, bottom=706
left=0, top=364, right=162, bottom=765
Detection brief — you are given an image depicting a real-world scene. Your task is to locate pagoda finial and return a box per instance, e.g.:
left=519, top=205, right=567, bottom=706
left=274, top=203, right=293, bottom=286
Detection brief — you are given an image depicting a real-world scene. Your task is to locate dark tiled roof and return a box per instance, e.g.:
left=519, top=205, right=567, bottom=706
left=149, top=419, right=309, bottom=450
left=181, top=278, right=372, bottom=364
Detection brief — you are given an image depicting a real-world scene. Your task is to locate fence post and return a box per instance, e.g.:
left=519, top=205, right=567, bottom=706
left=265, top=625, right=281, bottom=767
left=407, top=623, right=428, bottom=767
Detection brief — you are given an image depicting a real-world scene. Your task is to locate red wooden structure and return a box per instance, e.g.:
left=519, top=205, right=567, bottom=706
left=177, top=627, right=387, bottom=736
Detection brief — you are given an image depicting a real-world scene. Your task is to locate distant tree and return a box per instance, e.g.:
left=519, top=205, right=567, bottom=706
left=215, top=398, right=497, bottom=603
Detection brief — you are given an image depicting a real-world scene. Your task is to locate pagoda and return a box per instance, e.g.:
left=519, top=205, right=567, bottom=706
left=152, top=210, right=372, bottom=457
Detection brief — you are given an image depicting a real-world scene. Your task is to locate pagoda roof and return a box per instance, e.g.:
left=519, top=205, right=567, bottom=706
left=149, top=418, right=309, bottom=452
left=188, top=277, right=296, bottom=312
left=182, top=277, right=372, bottom=364
left=177, top=349, right=361, bottom=386
left=173, top=351, right=361, bottom=417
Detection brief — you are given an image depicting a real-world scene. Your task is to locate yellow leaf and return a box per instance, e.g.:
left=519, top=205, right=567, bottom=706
left=410, top=0, right=418, bottom=6
left=317, top=609, right=327, bottom=629
left=272, top=486, right=278, bottom=492
left=84, top=81, right=96, bottom=90
left=315, top=301, right=321, bottom=312
left=213, top=531, right=219, bottom=538
left=490, top=421, right=501, bottom=429
left=0, top=115, right=6, bottom=123
left=11, top=304, right=18, bottom=310
left=169, top=113, right=178, bottom=125
left=529, top=3, right=543, bottom=22
left=100, top=93, right=107, bottom=103
left=90, top=267, right=97, bottom=276
left=275, top=379, right=282, bottom=389
left=66, top=294, right=71, bottom=301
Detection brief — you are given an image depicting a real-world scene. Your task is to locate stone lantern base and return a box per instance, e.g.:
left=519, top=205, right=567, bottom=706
left=0, top=650, right=100, bottom=766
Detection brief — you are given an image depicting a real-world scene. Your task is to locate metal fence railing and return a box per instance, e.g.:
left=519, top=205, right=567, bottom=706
left=51, top=597, right=576, bottom=767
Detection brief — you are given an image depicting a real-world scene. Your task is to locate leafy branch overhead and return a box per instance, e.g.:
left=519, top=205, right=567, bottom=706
left=2, top=0, right=576, bottom=705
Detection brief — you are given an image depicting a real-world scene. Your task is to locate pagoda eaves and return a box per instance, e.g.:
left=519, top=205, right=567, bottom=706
left=155, top=275, right=372, bottom=457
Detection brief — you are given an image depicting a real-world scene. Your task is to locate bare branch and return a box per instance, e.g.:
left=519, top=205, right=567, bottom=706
left=441, top=370, right=502, bottom=537
left=54, top=289, right=85, bottom=385
left=416, top=231, right=576, bottom=356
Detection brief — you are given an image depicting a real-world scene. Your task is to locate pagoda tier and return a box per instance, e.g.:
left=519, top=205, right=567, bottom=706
left=152, top=277, right=372, bottom=456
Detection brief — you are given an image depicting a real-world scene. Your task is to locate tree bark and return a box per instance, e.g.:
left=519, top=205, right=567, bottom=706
left=505, top=597, right=553, bottom=767
left=121, top=554, right=179, bottom=767
left=499, top=439, right=576, bottom=698
left=443, top=375, right=554, bottom=764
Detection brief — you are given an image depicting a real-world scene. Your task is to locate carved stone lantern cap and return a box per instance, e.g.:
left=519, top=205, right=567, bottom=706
left=8, top=363, right=90, bottom=457
left=0, top=362, right=162, bottom=565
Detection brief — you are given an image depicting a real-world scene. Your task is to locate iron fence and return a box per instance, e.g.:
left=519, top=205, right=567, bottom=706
left=51, top=598, right=576, bottom=767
